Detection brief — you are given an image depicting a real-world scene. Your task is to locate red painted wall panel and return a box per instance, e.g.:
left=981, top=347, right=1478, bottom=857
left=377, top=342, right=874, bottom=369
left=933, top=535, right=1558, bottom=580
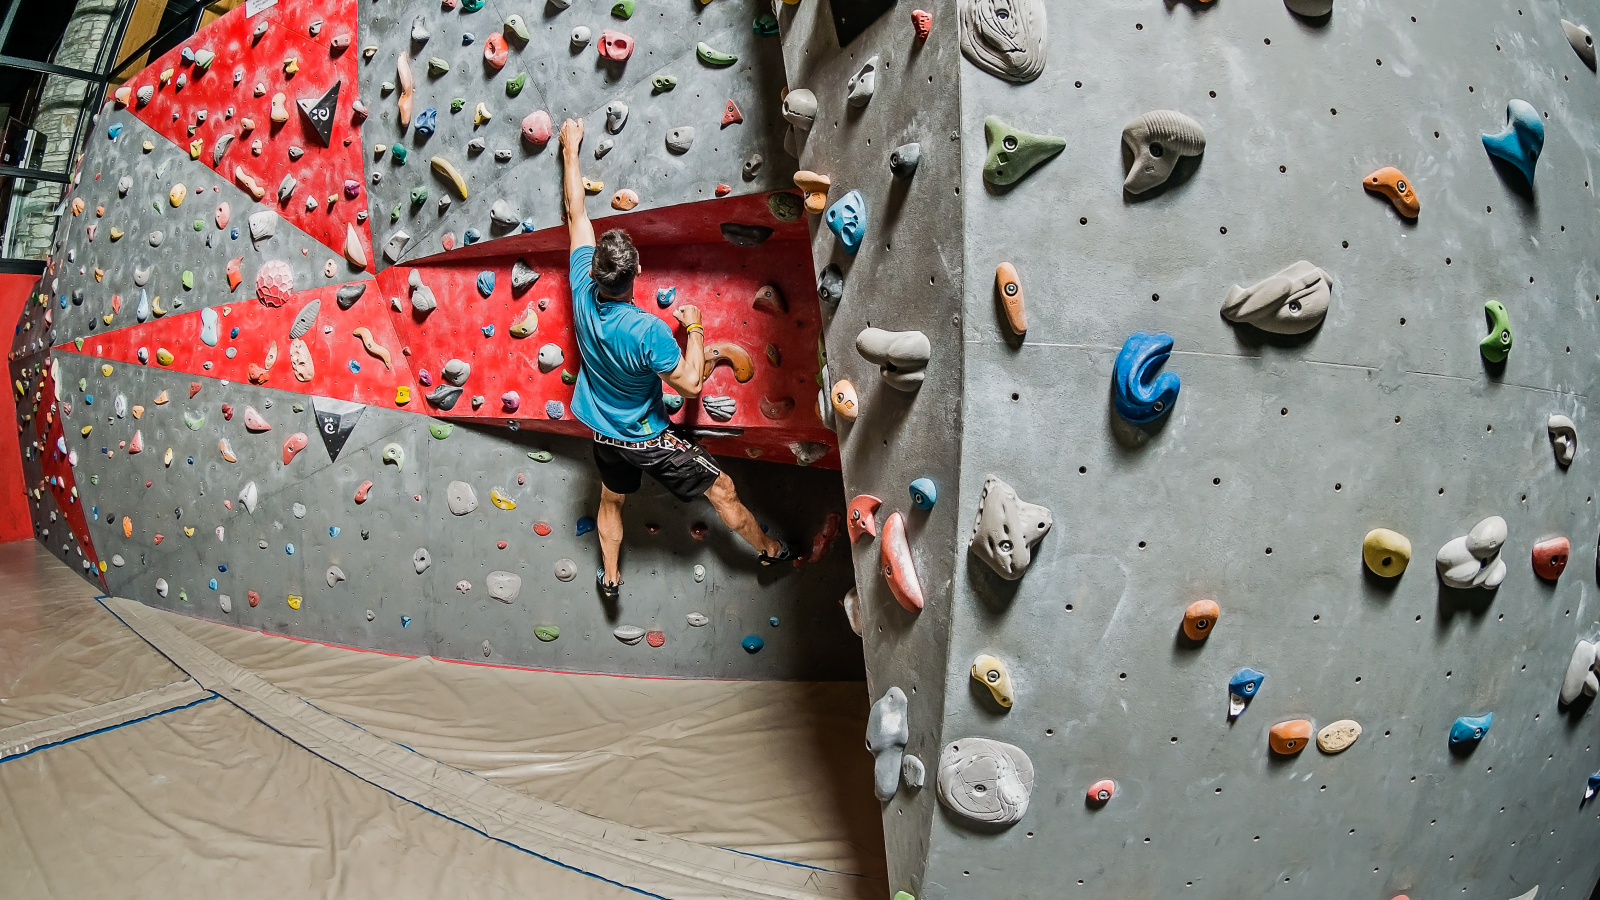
left=0, top=273, right=36, bottom=541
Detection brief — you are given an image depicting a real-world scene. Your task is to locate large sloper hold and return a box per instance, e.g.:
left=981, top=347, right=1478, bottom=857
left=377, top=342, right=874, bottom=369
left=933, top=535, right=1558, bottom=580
left=1112, top=332, right=1180, bottom=424
left=1481, top=99, right=1544, bottom=186
left=1560, top=639, right=1599, bottom=706
left=1435, top=515, right=1508, bottom=589
left=1220, top=260, right=1331, bottom=334
left=1564, top=19, right=1597, bottom=69
left=1121, top=110, right=1206, bottom=194
left=958, top=0, right=1047, bottom=83
left=866, top=686, right=909, bottom=801
left=856, top=327, right=931, bottom=391
left=936, top=737, right=1034, bottom=825
left=968, top=475, right=1052, bottom=579
left=982, top=116, right=1064, bottom=186
left=880, top=512, right=925, bottom=611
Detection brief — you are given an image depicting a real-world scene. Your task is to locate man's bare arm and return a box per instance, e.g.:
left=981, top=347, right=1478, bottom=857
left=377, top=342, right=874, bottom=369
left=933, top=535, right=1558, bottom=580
left=661, top=305, right=705, bottom=398
left=560, top=118, right=595, bottom=253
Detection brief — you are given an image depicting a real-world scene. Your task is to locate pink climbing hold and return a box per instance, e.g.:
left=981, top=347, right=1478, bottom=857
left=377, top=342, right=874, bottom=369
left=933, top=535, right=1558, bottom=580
left=880, top=512, right=925, bottom=613
left=521, top=110, right=553, bottom=146
left=598, top=30, right=633, bottom=60
left=442, top=232, right=455, bottom=251
left=343, top=179, right=361, bottom=199
left=483, top=32, right=508, bottom=68
left=255, top=259, right=294, bottom=307
left=128, top=430, right=144, bottom=454
left=243, top=405, right=272, bottom=432
left=282, top=432, right=309, bottom=464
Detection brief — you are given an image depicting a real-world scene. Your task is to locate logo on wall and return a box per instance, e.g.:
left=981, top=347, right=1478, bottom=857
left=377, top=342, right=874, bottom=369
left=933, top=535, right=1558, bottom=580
left=296, top=81, right=341, bottom=146
left=311, top=396, right=364, bottom=460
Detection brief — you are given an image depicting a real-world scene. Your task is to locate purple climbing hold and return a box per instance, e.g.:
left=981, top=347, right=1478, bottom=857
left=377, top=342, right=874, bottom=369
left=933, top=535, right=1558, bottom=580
left=546, top=399, right=565, bottom=419
left=418, top=369, right=433, bottom=387
left=502, top=391, right=520, bottom=411
left=577, top=516, right=597, bottom=536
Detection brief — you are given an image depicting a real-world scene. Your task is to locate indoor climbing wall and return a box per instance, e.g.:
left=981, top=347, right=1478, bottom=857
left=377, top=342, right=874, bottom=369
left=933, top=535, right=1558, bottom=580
left=15, top=0, right=864, bottom=682
left=778, top=0, right=1600, bottom=895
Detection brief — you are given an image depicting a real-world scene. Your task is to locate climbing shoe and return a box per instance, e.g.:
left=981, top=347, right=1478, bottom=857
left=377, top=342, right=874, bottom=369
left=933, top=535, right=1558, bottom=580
left=597, top=568, right=622, bottom=600
left=758, top=539, right=794, bottom=567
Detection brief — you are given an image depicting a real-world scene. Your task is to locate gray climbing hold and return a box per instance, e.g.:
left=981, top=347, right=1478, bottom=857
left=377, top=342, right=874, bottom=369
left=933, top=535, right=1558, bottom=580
left=111, top=554, right=125, bottom=567
left=134, top=266, right=151, bottom=287
left=969, top=475, right=1053, bottom=580
left=614, top=625, right=646, bottom=645
left=327, top=565, right=346, bottom=587
left=693, top=564, right=705, bottom=583
left=554, top=558, right=577, bottom=581
left=366, top=609, right=375, bottom=621
left=937, top=737, right=1034, bottom=825
left=292, top=502, right=307, bottom=518
left=409, top=269, right=437, bottom=313
left=410, top=15, right=430, bottom=43
left=239, top=481, right=259, bottom=513
left=666, top=127, right=695, bottom=153
left=487, top=571, right=521, bottom=603
left=413, top=548, right=432, bottom=573
left=702, top=395, right=736, bottom=421
left=277, top=174, right=296, bottom=203
left=959, top=0, right=1047, bottom=83
left=336, top=283, right=366, bottom=310
left=537, top=343, right=564, bottom=372
left=219, top=594, right=232, bottom=614
left=687, top=612, right=709, bottom=626
left=867, top=687, right=909, bottom=801
left=249, top=210, right=277, bottom=246
left=605, top=101, right=629, bottom=134
left=743, top=154, right=763, bottom=179
left=1122, top=110, right=1207, bottom=195
left=1436, top=516, right=1508, bottom=589
left=817, top=265, right=843, bottom=306
left=1221, top=261, right=1330, bottom=335
left=1564, top=20, right=1597, bottom=69
left=901, top=755, right=925, bottom=789
left=847, top=56, right=878, bottom=107
left=511, top=258, right=538, bottom=293
left=156, top=578, right=169, bottom=598
left=1550, top=414, right=1577, bottom=466
left=382, top=443, right=406, bottom=467
left=489, top=199, right=519, bottom=229
left=442, top=358, right=471, bottom=386
left=149, top=231, right=164, bottom=247
left=782, top=89, right=816, bottom=130
left=289, top=299, right=320, bottom=339
left=383, top=231, right=411, bottom=263
left=856, top=328, right=931, bottom=391
left=1285, top=0, right=1333, bottom=15
left=447, top=481, right=479, bottom=515
left=200, top=308, right=220, bottom=346
left=595, top=139, right=613, bottom=158
left=118, top=175, right=132, bottom=196
left=1562, top=639, right=1599, bottom=705
left=890, top=143, right=920, bottom=179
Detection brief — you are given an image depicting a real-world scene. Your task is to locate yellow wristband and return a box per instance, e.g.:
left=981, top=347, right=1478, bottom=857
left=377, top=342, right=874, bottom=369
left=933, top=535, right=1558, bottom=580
left=686, top=323, right=704, bottom=335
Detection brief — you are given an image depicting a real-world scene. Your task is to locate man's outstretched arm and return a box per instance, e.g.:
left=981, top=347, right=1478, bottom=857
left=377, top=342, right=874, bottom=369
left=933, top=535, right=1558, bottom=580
left=560, top=118, right=595, bottom=253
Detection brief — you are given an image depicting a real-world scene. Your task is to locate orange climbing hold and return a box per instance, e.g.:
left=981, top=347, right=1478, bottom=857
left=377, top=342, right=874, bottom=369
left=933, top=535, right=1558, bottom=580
left=702, top=341, right=754, bottom=383
left=354, top=480, right=374, bottom=503
left=533, top=522, right=551, bottom=536
left=721, top=99, right=743, bottom=127
left=122, top=516, right=133, bottom=538
left=1269, top=719, right=1313, bottom=755
left=995, top=262, right=1027, bottom=335
left=1182, top=598, right=1219, bottom=641
left=611, top=189, right=639, bottom=211
left=793, top=171, right=831, bottom=215
left=880, top=511, right=925, bottom=612
left=848, top=494, right=882, bottom=543
left=226, top=257, right=243, bottom=291
left=1363, top=166, right=1420, bottom=218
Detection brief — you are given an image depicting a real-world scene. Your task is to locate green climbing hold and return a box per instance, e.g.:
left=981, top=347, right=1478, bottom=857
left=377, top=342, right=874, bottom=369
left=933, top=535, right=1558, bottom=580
left=528, top=450, right=553, bottom=462
left=291, top=402, right=304, bottom=413
left=561, top=368, right=577, bottom=384
left=181, top=271, right=194, bottom=289
left=451, top=98, right=465, bottom=113
left=410, top=186, right=428, bottom=205
left=74, top=338, right=84, bottom=351
left=753, top=13, right=778, bottom=35
left=1480, top=300, right=1513, bottom=363
left=427, top=57, right=450, bottom=76
left=430, top=422, right=454, bottom=439
left=77, top=378, right=87, bottom=392
left=183, top=410, right=205, bottom=430
left=652, top=75, right=676, bottom=93
left=89, top=474, right=99, bottom=485
left=611, top=0, right=633, bottom=17
left=982, top=116, right=1065, bottom=187
left=893, top=893, right=916, bottom=900
left=391, top=143, right=407, bottom=163
left=192, top=220, right=203, bottom=231
left=391, top=204, right=401, bottom=222
left=535, top=625, right=560, bottom=641
left=506, top=73, right=525, bottom=97
left=696, top=41, right=737, bottom=66
left=767, top=192, right=802, bottom=222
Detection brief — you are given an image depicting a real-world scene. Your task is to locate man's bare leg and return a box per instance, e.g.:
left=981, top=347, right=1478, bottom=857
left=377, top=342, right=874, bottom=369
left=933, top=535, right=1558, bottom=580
left=598, top=485, right=626, bottom=586
left=705, top=473, right=782, bottom=558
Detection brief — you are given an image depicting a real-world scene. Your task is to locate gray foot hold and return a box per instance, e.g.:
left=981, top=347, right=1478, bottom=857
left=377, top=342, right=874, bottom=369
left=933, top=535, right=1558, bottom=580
left=866, top=687, right=909, bottom=801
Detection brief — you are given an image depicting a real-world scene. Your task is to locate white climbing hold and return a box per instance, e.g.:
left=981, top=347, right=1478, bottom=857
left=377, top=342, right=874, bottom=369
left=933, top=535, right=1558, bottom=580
left=239, top=481, right=258, bottom=513
left=219, top=594, right=232, bottom=614
left=447, top=481, right=479, bottom=515
left=614, top=625, right=646, bottom=645
left=867, top=687, right=909, bottom=801
left=693, top=564, right=706, bottom=583
left=842, top=588, right=863, bottom=636
left=1121, top=110, right=1206, bottom=194
left=1561, top=639, right=1599, bottom=706
left=292, top=502, right=307, bottom=519
left=1436, top=516, right=1508, bottom=589
left=554, top=558, right=577, bottom=581
left=856, top=328, right=931, bottom=392
left=327, top=566, right=346, bottom=587
left=487, top=571, right=521, bottom=602
left=155, top=578, right=169, bottom=598
left=413, top=548, right=432, bottom=573
left=537, top=343, right=564, bottom=372
left=781, top=89, right=816, bottom=130
left=1564, top=20, right=1597, bottom=69
left=111, top=554, right=125, bottom=567
left=687, top=612, right=709, bottom=626
left=1221, top=261, right=1331, bottom=335
left=901, top=755, right=925, bottom=789
left=936, top=737, right=1034, bottom=825
left=1549, top=414, right=1577, bottom=466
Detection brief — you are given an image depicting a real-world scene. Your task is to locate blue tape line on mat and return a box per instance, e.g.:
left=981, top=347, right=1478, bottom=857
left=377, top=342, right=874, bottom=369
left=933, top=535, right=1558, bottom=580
left=0, top=693, right=219, bottom=764
left=717, top=847, right=860, bottom=876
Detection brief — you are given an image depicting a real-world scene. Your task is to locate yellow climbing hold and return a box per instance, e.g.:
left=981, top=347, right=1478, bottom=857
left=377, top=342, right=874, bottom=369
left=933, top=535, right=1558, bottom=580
left=430, top=156, right=469, bottom=199
left=100, top=364, right=113, bottom=377
left=163, top=447, right=174, bottom=467
left=287, top=594, right=303, bottom=609
left=182, top=526, right=195, bottom=537
left=150, top=296, right=166, bottom=317
left=156, top=348, right=174, bottom=366
left=169, top=184, right=186, bottom=206
left=189, top=138, right=203, bottom=159
left=1362, top=528, right=1411, bottom=578
left=583, top=177, right=604, bottom=193
left=80, top=425, right=92, bottom=436
left=283, top=57, right=299, bottom=75
left=141, top=140, right=153, bottom=153
left=971, top=653, right=1014, bottom=708
left=395, top=385, right=411, bottom=404
left=108, top=228, right=124, bottom=241
left=490, top=489, right=516, bottom=510
left=102, top=314, right=114, bottom=325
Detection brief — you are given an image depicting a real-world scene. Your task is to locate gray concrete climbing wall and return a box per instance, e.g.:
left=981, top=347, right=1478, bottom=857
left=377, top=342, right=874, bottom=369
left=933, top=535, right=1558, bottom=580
left=780, top=0, right=1600, bottom=895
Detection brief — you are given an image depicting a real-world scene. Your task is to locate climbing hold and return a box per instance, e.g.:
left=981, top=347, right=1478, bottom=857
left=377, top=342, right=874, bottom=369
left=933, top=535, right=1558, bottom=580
left=1478, top=299, right=1515, bottom=363
left=1269, top=719, right=1313, bottom=755
left=296, top=81, right=340, bottom=145
left=1549, top=414, right=1577, bottom=466
left=486, top=571, right=521, bottom=603
left=1112, top=332, right=1180, bottom=424
left=289, top=299, right=321, bottom=339
left=856, top=328, right=930, bottom=391
left=1228, top=667, right=1265, bottom=717
left=741, top=635, right=764, bottom=653
left=1533, top=536, right=1570, bottom=580
left=604, top=101, right=629, bottom=134
left=847, top=56, right=878, bottom=106
left=721, top=99, right=742, bottom=126
left=239, top=481, right=259, bottom=514
left=412, top=548, right=432, bottom=574
left=1435, top=515, right=1508, bottom=590
left=502, top=391, right=520, bottom=412
left=327, top=566, right=347, bottom=588
left=535, top=625, right=560, bottom=642
left=889, top=143, right=921, bottom=181
left=355, top=481, right=374, bottom=504
left=793, top=171, right=830, bottom=214
left=611, top=189, right=639, bottom=211
left=692, top=565, right=706, bottom=584
left=381, top=443, right=405, bottom=467
left=959, top=0, right=1046, bottom=82
left=546, top=400, right=566, bottom=419
left=483, top=32, right=508, bottom=68
left=282, top=433, right=309, bottom=464
left=1363, top=166, right=1420, bottom=218
left=431, top=156, right=469, bottom=198
left=936, top=737, right=1034, bottom=825
left=243, top=406, right=272, bottom=432
left=867, top=687, right=909, bottom=800
left=1449, top=712, right=1493, bottom=747
left=1221, top=261, right=1330, bottom=334
left=830, top=380, right=859, bottom=421
left=824, top=191, right=867, bottom=253
left=1564, top=19, right=1597, bottom=69
left=446, top=481, right=479, bottom=516
left=880, top=512, right=925, bottom=612
left=1482, top=100, right=1544, bottom=186
left=598, top=30, right=633, bottom=60
left=702, top=342, right=755, bottom=383
left=614, top=626, right=646, bottom=645
left=1560, top=640, right=1598, bottom=705
left=1121, top=111, right=1206, bottom=194
left=696, top=41, right=736, bottom=65
left=1182, top=599, right=1220, bottom=641
left=767, top=192, right=802, bottom=222
left=909, top=477, right=938, bottom=510
left=1316, top=720, right=1362, bottom=754
left=983, top=116, right=1064, bottom=186
left=537, top=343, right=564, bottom=372
left=287, top=595, right=303, bottom=610
left=994, top=262, right=1027, bottom=335
left=848, top=495, right=882, bottom=543
left=183, top=410, right=206, bottom=430
left=911, top=8, right=932, bottom=39
left=971, top=654, right=1014, bottom=708
left=490, top=489, right=516, bottom=510
left=782, top=89, right=816, bottom=131
left=521, top=110, right=553, bottom=146
left=721, top=223, right=772, bottom=246
left=666, top=127, right=695, bottom=153
left=702, top=395, right=736, bottom=421
left=687, top=612, right=709, bottom=627
left=553, top=558, right=578, bottom=581
left=967, top=476, right=1051, bottom=579
left=1362, top=528, right=1412, bottom=578
left=1085, top=779, right=1115, bottom=806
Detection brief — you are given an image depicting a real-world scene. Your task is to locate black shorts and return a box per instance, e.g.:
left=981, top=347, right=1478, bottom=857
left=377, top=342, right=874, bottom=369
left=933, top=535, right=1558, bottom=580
left=593, top=429, right=722, bottom=502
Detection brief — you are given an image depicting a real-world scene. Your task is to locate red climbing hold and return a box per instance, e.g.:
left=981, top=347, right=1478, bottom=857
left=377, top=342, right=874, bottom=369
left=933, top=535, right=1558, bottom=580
left=646, top=630, right=666, bottom=647
left=282, top=432, right=309, bottom=464
left=910, top=8, right=932, bottom=40
left=189, top=382, right=202, bottom=398
left=1533, top=536, right=1570, bottom=580
left=847, top=494, right=882, bottom=543
left=221, top=403, right=233, bottom=420
left=880, top=512, right=925, bottom=613
left=248, top=590, right=260, bottom=607
left=690, top=522, right=708, bottom=540
left=598, top=30, right=634, bottom=60
left=497, top=541, right=507, bottom=549
left=354, top=480, right=373, bottom=503
left=799, top=512, right=841, bottom=566
left=1085, top=779, right=1116, bottom=805
left=721, top=99, right=742, bottom=127
left=533, top=522, right=551, bottom=536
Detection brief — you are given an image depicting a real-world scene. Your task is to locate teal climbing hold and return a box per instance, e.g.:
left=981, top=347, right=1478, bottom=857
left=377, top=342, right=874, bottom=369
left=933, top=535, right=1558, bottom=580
left=753, top=13, right=778, bottom=34
left=909, top=478, right=937, bottom=510
left=1481, top=99, right=1544, bottom=186
left=742, top=635, right=764, bottom=653
left=1450, top=712, right=1493, bottom=747
left=982, top=116, right=1065, bottom=187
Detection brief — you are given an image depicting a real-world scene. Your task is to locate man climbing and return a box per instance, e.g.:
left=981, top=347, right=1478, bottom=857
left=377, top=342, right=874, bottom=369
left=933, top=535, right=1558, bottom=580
left=558, top=117, right=791, bottom=599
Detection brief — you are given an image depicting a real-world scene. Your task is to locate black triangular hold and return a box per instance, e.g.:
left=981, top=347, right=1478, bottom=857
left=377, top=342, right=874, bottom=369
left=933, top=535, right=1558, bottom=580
left=297, top=80, right=341, bottom=146
left=311, top=396, right=364, bottom=461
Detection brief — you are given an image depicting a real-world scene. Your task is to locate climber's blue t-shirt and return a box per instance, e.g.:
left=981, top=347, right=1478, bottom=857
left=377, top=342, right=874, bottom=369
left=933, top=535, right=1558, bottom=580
left=568, top=245, right=680, bottom=441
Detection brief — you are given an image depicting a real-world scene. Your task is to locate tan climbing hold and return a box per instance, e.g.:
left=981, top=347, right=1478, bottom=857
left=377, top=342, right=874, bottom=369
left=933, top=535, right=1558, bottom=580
left=582, top=177, right=604, bottom=193
left=995, top=262, right=1027, bottom=335
left=611, top=189, right=639, bottom=210
left=1316, top=719, right=1362, bottom=754
left=344, top=224, right=367, bottom=268
left=1181, top=598, right=1219, bottom=641
left=830, top=379, right=859, bottom=421
left=397, top=51, right=415, bottom=126
left=509, top=305, right=538, bottom=337
left=235, top=166, right=266, bottom=200
left=1362, top=528, right=1411, bottom=578
left=1363, top=166, right=1419, bottom=218
left=793, top=171, right=830, bottom=214
left=702, top=342, right=754, bottom=383
left=270, top=92, right=289, bottom=123
left=352, top=327, right=392, bottom=369
left=1269, top=719, right=1313, bottom=755
left=431, top=156, right=469, bottom=198
left=971, top=653, right=1014, bottom=708
left=168, top=183, right=186, bottom=207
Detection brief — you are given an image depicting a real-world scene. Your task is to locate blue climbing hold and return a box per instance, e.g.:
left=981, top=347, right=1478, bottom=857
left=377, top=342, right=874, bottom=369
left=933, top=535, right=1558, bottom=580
left=1228, top=667, right=1265, bottom=700
left=285, top=543, right=296, bottom=555
left=520, top=218, right=536, bottom=233
left=1113, top=332, right=1181, bottom=424
left=909, top=477, right=937, bottom=510
left=401, top=614, right=412, bottom=627
left=656, top=286, right=676, bottom=309
left=464, top=228, right=481, bottom=244
left=107, top=122, right=124, bottom=139
left=84, top=395, right=93, bottom=405
left=481, top=324, right=495, bottom=337
left=218, top=564, right=227, bottom=572
left=1450, top=712, right=1493, bottom=746
left=230, top=327, right=240, bottom=339
left=546, top=399, right=565, bottom=419
left=769, top=616, right=780, bottom=626
left=187, top=456, right=194, bottom=465
left=1481, top=99, right=1544, bottom=186
left=742, top=634, right=765, bottom=653
left=462, top=32, right=475, bottom=44
left=476, top=270, right=495, bottom=296
left=208, top=578, right=218, bottom=590
left=348, top=360, right=361, bottom=372
left=230, top=227, right=239, bottom=239
left=329, top=526, right=340, bottom=537
left=576, top=515, right=597, bottom=536
left=415, top=107, right=438, bottom=136
left=662, top=393, right=684, bottom=413
left=1588, top=770, right=1600, bottom=799
left=824, top=189, right=867, bottom=254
